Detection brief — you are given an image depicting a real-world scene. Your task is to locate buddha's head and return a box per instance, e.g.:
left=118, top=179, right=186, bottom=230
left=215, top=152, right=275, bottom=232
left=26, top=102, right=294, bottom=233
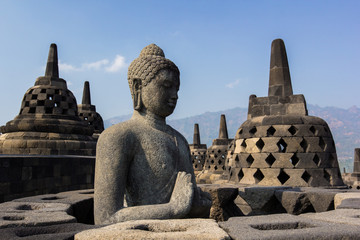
left=128, top=44, right=180, bottom=118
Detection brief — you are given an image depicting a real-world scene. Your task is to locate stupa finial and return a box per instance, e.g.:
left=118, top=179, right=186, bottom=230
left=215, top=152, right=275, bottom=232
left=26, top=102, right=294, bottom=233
left=193, top=123, right=201, bottom=145
left=218, top=114, right=228, bottom=139
left=82, top=81, right=91, bottom=105
left=268, top=39, right=293, bottom=97
left=45, top=43, right=59, bottom=78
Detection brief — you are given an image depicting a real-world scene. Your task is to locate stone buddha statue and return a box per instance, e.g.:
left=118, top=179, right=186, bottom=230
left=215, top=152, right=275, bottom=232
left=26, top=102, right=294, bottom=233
left=94, top=44, right=211, bottom=225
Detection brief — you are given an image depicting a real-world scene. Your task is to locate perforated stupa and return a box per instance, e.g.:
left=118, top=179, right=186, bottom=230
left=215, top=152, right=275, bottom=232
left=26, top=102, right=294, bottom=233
left=226, top=39, right=344, bottom=187
left=0, top=44, right=96, bottom=155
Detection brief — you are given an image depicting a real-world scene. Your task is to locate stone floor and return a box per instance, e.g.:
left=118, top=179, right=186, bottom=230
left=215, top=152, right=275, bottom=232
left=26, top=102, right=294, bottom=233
left=0, top=186, right=359, bottom=240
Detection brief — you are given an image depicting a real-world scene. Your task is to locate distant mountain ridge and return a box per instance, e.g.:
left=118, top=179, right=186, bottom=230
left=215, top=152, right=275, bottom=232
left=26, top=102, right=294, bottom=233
left=104, top=104, right=360, bottom=172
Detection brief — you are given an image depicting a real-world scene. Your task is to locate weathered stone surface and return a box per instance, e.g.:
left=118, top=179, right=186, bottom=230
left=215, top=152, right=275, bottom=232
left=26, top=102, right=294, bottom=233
left=219, top=214, right=360, bottom=240
left=334, top=192, right=360, bottom=209
left=227, top=39, right=343, bottom=187
left=0, top=43, right=96, bottom=156
left=13, top=189, right=95, bottom=224
left=94, top=44, right=211, bottom=225
left=75, top=219, right=230, bottom=240
left=275, top=190, right=314, bottom=215
left=238, top=186, right=289, bottom=215
left=0, top=210, right=76, bottom=229
left=200, top=184, right=242, bottom=221
left=301, top=209, right=360, bottom=226
left=0, top=223, right=98, bottom=240
left=77, top=81, right=104, bottom=139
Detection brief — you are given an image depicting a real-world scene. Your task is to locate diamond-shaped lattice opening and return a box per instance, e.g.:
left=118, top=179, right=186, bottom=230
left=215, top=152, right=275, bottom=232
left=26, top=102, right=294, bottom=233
left=277, top=139, right=287, bottom=153
left=217, top=149, right=221, bottom=153
left=267, top=126, right=276, bottom=136
left=265, top=154, right=276, bottom=167
left=241, top=140, right=247, bottom=148
left=218, top=160, right=222, bottom=165
left=238, top=128, right=243, bottom=135
left=319, top=137, right=326, bottom=151
left=194, top=164, right=197, bottom=168
left=249, top=126, right=257, bottom=135
left=221, top=154, right=226, bottom=159
left=300, top=138, right=308, bottom=152
left=301, top=171, right=311, bottom=183
left=29, top=107, right=36, bottom=113
left=256, top=138, right=265, bottom=151
left=253, top=169, right=264, bottom=183
left=288, top=126, right=298, bottom=135
left=324, top=169, right=331, bottom=183
left=222, top=166, right=225, bottom=170
left=246, top=154, right=255, bottom=166
left=211, top=160, right=214, bottom=164
left=290, top=154, right=299, bottom=167
left=235, top=155, right=239, bottom=162
left=214, top=166, right=218, bottom=170
left=277, top=169, right=290, bottom=184
left=313, top=154, right=320, bottom=166
left=309, top=126, right=317, bottom=135
left=238, top=169, right=244, bottom=181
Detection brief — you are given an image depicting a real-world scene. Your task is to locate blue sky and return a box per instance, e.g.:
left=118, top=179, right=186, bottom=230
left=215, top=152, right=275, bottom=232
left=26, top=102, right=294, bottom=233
left=0, top=1, right=359, bottom=126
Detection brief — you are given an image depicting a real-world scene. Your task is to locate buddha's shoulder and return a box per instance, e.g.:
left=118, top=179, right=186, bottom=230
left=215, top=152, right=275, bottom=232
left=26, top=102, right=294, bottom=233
left=167, top=125, right=189, bottom=145
left=98, top=119, right=140, bottom=142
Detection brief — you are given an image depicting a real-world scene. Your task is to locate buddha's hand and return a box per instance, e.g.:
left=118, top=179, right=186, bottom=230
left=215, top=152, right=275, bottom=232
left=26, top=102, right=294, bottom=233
left=169, top=171, right=194, bottom=218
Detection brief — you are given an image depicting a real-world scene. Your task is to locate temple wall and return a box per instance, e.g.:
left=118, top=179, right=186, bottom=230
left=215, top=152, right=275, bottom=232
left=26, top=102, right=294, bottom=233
left=0, top=155, right=95, bottom=203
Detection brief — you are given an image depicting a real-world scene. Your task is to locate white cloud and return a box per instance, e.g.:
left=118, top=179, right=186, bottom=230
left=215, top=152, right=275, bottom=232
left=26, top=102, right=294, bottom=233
left=59, top=62, right=79, bottom=72
left=83, top=59, right=109, bottom=70
left=105, top=55, right=126, bottom=72
left=57, top=55, right=126, bottom=73
left=225, top=79, right=241, bottom=88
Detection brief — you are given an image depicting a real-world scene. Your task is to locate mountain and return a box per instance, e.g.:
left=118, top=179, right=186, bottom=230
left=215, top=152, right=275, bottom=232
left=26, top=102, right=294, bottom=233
left=104, top=104, right=360, bottom=172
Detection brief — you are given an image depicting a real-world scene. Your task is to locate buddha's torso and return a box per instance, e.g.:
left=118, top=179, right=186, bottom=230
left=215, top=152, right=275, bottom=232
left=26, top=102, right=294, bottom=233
left=125, top=117, right=193, bottom=206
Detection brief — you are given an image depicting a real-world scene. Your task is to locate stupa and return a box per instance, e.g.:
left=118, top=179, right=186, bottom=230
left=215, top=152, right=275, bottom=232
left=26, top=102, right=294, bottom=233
left=198, top=114, right=233, bottom=183
left=0, top=44, right=96, bottom=156
left=77, top=81, right=104, bottom=139
left=189, top=123, right=207, bottom=173
left=342, top=148, right=360, bottom=189
left=226, top=39, right=344, bottom=187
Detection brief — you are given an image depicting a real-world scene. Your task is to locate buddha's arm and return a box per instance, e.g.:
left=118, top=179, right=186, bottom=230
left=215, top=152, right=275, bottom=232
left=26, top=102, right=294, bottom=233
left=104, top=171, right=194, bottom=224
left=94, top=127, right=194, bottom=224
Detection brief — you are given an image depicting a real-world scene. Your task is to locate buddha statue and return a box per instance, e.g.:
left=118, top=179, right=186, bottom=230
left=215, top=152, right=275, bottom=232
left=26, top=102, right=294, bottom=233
left=94, top=44, right=211, bottom=225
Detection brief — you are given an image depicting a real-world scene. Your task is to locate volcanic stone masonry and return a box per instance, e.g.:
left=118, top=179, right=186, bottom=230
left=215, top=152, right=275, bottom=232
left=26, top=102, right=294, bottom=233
left=189, top=123, right=207, bottom=173
left=0, top=44, right=96, bottom=156
left=198, top=114, right=233, bottom=183
left=77, top=81, right=104, bottom=139
left=225, top=39, right=344, bottom=187
left=342, top=148, right=360, bottom=189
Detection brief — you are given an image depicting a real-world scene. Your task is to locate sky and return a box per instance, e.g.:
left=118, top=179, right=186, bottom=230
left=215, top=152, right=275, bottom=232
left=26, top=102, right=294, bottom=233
left=0, top=1, right=359, bottom=126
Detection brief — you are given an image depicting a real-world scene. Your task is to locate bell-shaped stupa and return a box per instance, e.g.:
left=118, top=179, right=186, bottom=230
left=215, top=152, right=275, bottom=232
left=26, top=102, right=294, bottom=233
left=189, top=123, right=207, bottom=173
left=0, top=44, right=96, bottom=155
left=77, top=81, right=104, bottom=139
left=198, top=114, right=233, bottom=183
left=226, top=39, right=344, bottom=187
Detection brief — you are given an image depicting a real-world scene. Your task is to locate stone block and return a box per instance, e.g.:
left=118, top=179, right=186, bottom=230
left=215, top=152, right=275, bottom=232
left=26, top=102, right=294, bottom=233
left=304, top=189, right=335, bottom=212
left=275, top=190, right=314, bottom=215
left=303, top=137, right=323, bottom=153
left=261, top=137, right=281, bottom=153
left=239, top=168, right=257, bottom=185
left=301, top=209, right=360, bottom=226
left=271, top=153, right=294, bottom=168
left=200, top=184, right=242, bottom=221
left=282, top=169, right=308, bottom=186
left=219, top=213, right=360, bottom=240
left=75, top=219, right=230, bottom=240
left=245, top=138, right=261, bottom=153
left=258, top=168, right=282, bottom=186
left=270, top=104, right=286, bottom=115
left=286, top=103, right=307, bottom=115
left=0, top=223, right=98, bottom=240
left=250, top=153, right=271, bottom=168
left=283, top=137, right=304, bottom=152
left=334, top=192, right=360, bottom=209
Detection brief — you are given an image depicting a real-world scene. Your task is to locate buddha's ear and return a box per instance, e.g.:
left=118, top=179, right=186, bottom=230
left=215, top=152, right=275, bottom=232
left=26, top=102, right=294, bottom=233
left=132, top=79, right=142, bottom=110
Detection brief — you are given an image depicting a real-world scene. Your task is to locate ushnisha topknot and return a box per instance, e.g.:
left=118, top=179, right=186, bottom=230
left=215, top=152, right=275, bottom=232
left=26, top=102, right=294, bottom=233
left=127, top=44, right=179, bottom=95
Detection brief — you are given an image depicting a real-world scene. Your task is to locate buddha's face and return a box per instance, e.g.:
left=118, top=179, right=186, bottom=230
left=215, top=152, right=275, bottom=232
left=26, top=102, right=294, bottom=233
left=141, top=69, right=179, bottom=118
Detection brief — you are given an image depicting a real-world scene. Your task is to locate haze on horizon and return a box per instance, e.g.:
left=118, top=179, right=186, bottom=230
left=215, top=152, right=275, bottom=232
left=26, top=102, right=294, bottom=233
left=0, top=0, right=359, bottom=126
